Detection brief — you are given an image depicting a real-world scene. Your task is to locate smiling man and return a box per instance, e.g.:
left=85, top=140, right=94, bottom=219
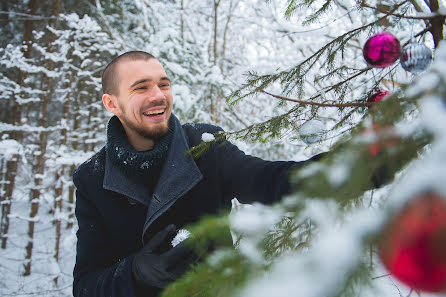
left=72, top=51, right=330, bottom=297
left=102, top=54, right=173, bottom=151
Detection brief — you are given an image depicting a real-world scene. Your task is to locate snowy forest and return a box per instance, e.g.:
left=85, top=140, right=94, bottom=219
left=1, top=0, right=446, bottom=296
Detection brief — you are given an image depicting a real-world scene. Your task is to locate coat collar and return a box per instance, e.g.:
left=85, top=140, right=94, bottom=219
left=103, top=115, right=203, bottom=236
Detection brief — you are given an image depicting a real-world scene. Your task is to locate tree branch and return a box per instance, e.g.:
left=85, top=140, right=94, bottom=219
left=260, top=90, right=374, bottom=108
left=228, top=0, right=409, bottom=104
left=361, top=2, right=445, bottom=20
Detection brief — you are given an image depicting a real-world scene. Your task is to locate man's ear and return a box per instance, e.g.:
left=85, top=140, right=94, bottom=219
left=102, top=93, right=120, bottom=116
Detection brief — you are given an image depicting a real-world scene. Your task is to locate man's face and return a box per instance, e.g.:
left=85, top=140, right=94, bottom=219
left=112, top=59, right=173, bottom=142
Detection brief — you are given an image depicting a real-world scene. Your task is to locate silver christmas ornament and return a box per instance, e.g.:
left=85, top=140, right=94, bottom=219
left=299, top=119, right=325, bottom=144
left=400, top=43, right=432, bottom=73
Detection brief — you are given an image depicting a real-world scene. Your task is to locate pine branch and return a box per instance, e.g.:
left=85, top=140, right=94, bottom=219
left=227, top=0, right=409, bottom=105
left=360, top=2, right=443, bottom=20
left=302, top=0, right=334, bottom=25
left=262, top=217, right=313, bottom=261
left=261, top=90, right=373, bottom=108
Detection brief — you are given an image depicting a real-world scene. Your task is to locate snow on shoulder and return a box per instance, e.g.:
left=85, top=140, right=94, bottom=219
left=201, top=132, right=215, bottom=142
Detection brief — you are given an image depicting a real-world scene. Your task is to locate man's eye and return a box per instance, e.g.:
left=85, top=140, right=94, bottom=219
left=160, top=84, right=170, bottom=88
left=136, top=86, right=147, bottom=90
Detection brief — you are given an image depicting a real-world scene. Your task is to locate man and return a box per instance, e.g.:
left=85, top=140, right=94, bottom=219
left=72, top=51, right=331, bottom=297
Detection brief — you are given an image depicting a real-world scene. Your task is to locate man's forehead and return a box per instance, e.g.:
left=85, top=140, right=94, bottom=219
left=118, top=58, right=165, bottom=74
left=116, top=58, right=167, bottom=85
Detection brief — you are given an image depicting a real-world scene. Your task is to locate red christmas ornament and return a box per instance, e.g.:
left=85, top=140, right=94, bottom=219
left=368, top=89, right=390, bottom=104
left=363, top=32, right=401, bottom=68
left=379, top=192, right=446, bottom=292
left=364, top=122, right=398, bottom=156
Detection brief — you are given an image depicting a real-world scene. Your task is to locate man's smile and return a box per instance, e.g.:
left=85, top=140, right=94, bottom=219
left=142, top=106, right=167, bottom=121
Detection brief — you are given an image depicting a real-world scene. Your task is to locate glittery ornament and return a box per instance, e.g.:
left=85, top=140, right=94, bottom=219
left=379, top=192, right=446, bottom=292
left=400, top=42, right=432, bottom=73
left=368, top=89, right=390, bottom=104
left=363, top=32, right=401, bottom=68
left=299, top=120, right=325, bottom=144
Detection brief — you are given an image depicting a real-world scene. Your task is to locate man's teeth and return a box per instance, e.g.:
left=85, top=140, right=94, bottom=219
left=143, top=109, right=165, bottom=116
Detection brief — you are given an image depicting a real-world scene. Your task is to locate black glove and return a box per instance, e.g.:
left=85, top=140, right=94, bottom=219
left=132, top=224, right=199, bottom=289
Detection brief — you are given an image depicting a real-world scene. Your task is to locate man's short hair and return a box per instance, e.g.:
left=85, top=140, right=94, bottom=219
left=102, top=51, right=156, bottom=95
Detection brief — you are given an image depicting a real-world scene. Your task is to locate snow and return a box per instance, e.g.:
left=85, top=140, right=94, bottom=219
left=232, top=41, right=446, bottom=297
left=171, top=229, right=191, bottom=247
left=238, top=205, right=383, bottom=297
left=387, top=95, right=446, bottom=211
left=327, top=163, right=350, bottom=187
left=201, top=132, right=215, bottom=142
left=2, top=2, right=446, bottom=297
left=229, top=201, right=283, bottom=237
left=229, top=198, right=283, bottom=264
left=0, top=139, right=23, bottom=158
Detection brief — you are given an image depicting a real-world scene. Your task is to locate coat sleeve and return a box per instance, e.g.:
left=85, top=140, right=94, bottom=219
left=218, top=139, right=324, bottom=205
left=73, top=189, right=139, bottom=297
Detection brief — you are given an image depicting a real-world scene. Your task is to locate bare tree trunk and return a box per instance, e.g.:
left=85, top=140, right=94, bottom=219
left=180, top=0, right=185, bottom=47
left=54, top=74, right=69, bottom=284
left=50, top=0, right=63, bottom=275
left=210, top=0, right=220, bottom=122
left=221, top=0, right=235, bottom=69
left=66, top=164, right=76, bottom=229
left=0, top=154, right=19, bottom=249
left=67, top=108, right=80, bottom=229
left=23, top=133, right=47, bottom=276
left=12, top=0, right=39, bottom=267
left=428, top=0, right=444, bottom=48
left=53, top=164, right=64, bottom=284
left=213, top=0, right=219, bottom=67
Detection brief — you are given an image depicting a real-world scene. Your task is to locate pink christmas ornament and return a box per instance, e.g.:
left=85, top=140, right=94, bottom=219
left=363, top=32, right=401, bottom=68
left=368, top=89, right=390, bottom=104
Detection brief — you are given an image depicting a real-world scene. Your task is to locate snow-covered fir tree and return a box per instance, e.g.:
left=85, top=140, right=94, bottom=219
left=1, top=0, right=445, bottom=296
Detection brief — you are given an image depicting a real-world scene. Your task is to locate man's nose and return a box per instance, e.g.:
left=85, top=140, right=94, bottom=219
left=149, top=86, right=165, bottom=100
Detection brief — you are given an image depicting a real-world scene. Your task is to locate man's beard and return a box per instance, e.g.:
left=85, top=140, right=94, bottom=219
left=120, top=112, right=170, bottom=142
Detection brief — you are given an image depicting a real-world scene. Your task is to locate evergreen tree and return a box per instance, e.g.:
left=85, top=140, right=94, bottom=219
left=1, top=0, right=444, bottom=296
left=164, top=1, right=446, bottom=297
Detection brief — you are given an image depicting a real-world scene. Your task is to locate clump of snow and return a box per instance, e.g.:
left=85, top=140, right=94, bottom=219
left=229, top=200, right=283, bottom=236
left=0, top=139, right=23, bottom=158
left=229, top=199, right=283, bottom=263
left=327, top=163, right=350, bottom=187
left=201, top=132, right=215, bottom=142
left=171, top=229, right=191, bottom=247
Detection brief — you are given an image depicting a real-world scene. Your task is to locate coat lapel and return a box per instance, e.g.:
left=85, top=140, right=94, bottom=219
left=142, top=116, right=203, bottom=239
left=103, top=151, right=151, bottom=206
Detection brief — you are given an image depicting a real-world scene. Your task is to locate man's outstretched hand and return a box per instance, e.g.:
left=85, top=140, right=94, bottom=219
left=132, top=224, right=199, bottom=289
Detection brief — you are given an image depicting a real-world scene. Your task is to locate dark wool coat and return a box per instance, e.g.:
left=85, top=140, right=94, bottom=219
left=72, top=116, right=323, bottom=297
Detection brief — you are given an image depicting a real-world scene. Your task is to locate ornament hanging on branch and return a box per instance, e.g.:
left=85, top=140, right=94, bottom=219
left=379, top=192, right=446, bottom=293
left=400, top=42, right=433, bottom=73
left=363, top=32, right=401, bottom=68
left=368, top=89, right=390, bottom=104
left=299, top=119, right=325, bottom=144
left=364, top=122, right=398, bottom=157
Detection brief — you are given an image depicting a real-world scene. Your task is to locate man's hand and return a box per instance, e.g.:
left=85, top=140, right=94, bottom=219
left=132, top=224, right=199, bottom=288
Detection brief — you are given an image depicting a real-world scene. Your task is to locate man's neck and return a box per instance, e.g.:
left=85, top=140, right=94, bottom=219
left=123, top=127, right=155, bottom=151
